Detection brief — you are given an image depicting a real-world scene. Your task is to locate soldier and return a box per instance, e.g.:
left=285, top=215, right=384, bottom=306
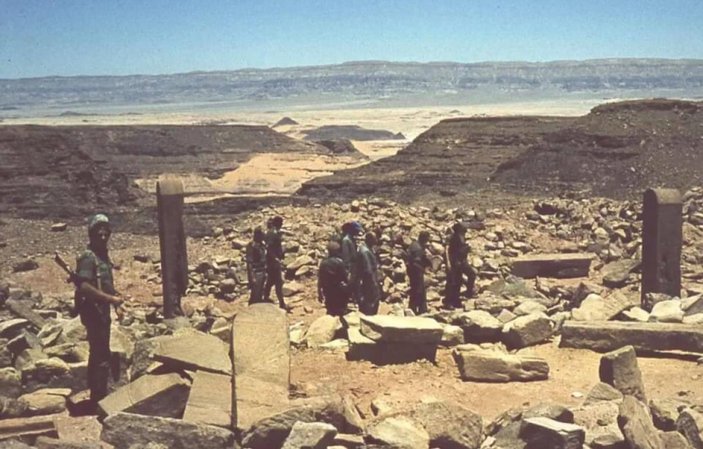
left=264, top=216, right=290, bottom=311
left=356, top=232, right=382, bottom=315
left=341, top=221, right=363, bottom=303
left=317, top=241, right=349, bottom=316
left=443, top=222, right=476, bottom=309
left=407, top=231, right=431, bottom=315
left=73, top=214, right=124, bottom=409
left=245, top=227, right=267, bottom=304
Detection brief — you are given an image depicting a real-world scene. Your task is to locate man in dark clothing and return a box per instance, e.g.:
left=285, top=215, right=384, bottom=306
left=341, top=221, right=363, bottom=304
left=246, top=227, right=267, bottom=304
left=317, top=241, right=349, bottom=316
left=407, top=231, right=432, bottom=315
left=264, top=216, right=289, bottom=311
left=356, top=233, right=382, bottom=315
left=443, top=222, right=476, bottom=309
left=74, top=214, right=124, bottom=408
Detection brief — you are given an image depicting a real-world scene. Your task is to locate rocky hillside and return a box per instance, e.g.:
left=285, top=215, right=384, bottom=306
left=0, top=125, right=327, bottom=218
left=300, top=99, right=703, bottom=203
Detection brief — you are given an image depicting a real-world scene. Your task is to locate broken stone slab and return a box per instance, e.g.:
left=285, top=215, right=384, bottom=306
left=583, top=382, right=624, bottom=405
left=6, top=300, right=46, bottom=330
left=231, top=303, right=290, bottom=431
left=602, top=259, right=641, bottom=288
left=676, top=408, right=703, bottom=449
left=519, top=417, right=585, bottom=448
left=571, top=401, right=624, bottom=448
left=304, top=315, right=343, bottom=348
left=183, top=371, right=231, bottom=429
left=365, top=416, right=429, bottom=449
left=129, top=335, right=172, bottom=380
left=0, top=413, right=62, bottom=442
left=439, top=324, right=464, bottom=347
left=501, top=313, right=554, bottom=349
left=0, top=319, right=29, bottom=340
left=98, top=372, right=190, bottom=418
left=618, top=395, right=664, bottom=449
left=18, top=389, right=69, bottom=417
left=510, top=253, right=594, bottom=278
left=241, top=394, right=363, bottom=449
left=683, top=294, right=703, bottom=316
left=346, top=327, right=437, bottom=364
left=571, top=291, right=640, bottom=322
left=599, top=346, right=647, bottom=402
left=101, top=412, right=234, bottom=449
left=560, top=321, right=703, bottom=353
left=398, top=399, right=483, bottom=449
left=359, top=315, right=443, bottom=344
left=53, top=415, right=102, bottom=447
left=281, top=421, right=337, bottom=449
left=650, top=398, right=691, bottom=432
left=453, top=349, right=549, bottom=382
left=152, top=330, right=231, bottom=375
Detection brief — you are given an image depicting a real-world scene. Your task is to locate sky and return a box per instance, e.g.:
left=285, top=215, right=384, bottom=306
left=1, top=0, right=703, bottom=79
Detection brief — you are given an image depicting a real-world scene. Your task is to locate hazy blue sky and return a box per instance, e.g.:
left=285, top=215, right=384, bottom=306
left=2, top=0, right=702, bottom=79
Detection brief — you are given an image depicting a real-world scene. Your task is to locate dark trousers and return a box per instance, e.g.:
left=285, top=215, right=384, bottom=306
left=249, top=271, right=266, bottom=305
left=408, top=268, right=427, bottom=315
left=85, top=322, right=111, bottom=404
left=444, top=264, right=476, bottom=308
left=264, top=261, right=285, bottom=308
left=359, top=275, right=380, bottom=315
left=323, top=286, right=349, bottom=316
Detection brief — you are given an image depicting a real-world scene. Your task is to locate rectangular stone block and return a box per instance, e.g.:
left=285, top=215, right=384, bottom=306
left=0, top=413, right=62, bottom=442
left=183, top=371, right=232, bottom=429
left=359, top=315, right=443, bottom=344
left=153, top=331, right=231, bottom=375
left=346, top=327, right=437, bottom=365
left=560, top=321, right=703, bottom=353
left=97, top=372, right=190, bottom=418
left=520, top=417, right=585, bottom=449
left=453, top=350, right=549, bottom=382
left=232, top=303, right=290, bottom=432
left=599, top=346, right=646, bottom=402
left=510, top=253, right=594, bottom=279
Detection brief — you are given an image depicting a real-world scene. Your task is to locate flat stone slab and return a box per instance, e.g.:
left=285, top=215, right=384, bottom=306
left=346, top=327, right=437, bottom=365
left=520, top=417, right=585, bottom=448
left=360, top=315, right=443, bottom=344
left=232, top=303, right=290, bottom=431
left=183, top=371, right=231, bottom=429
left=0, top=318, right=29, bottom=339
left=152, top=330, right=231, bottom=375
left=98, top=372, right=190, bottom=418
left=511, top=253, right=594, bottom=278
left=0, top=413, right=63, bottom=442
left=101, top=412, right=234, bottom=449
left=453, top=350, right=549, bottom=382
left=560, top=321, right=703, bottom=353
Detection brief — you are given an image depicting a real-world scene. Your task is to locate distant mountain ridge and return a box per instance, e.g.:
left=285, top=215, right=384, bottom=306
left=2, top=59, right=703, bottom=110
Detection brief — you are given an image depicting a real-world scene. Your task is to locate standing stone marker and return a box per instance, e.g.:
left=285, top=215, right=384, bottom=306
left=641, top=188, right=682, bottom=309
left=156, top=176, right=188, bottom=319
left=231, top=303, right=290, bottom=431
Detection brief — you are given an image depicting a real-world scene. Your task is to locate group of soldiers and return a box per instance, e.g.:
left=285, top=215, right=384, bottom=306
left=246, top=217, right=477, bottom=318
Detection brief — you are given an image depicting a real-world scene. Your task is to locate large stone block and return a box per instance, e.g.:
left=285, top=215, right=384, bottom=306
left=101, top=412, right=234, bottom=449
left=571, top=401, right=624, bottom=448
left=618, top=395, right=664, bottom=449
left=511, top=253, right=594, bottom=278
left=501, top=313, right=553, bottom=349
left=183, top=371, right=231, bottom=429
left=599, top=346, right=647, bottom=402
left=571, top=292, right=639, bottom=321
left=360, top=315, right=443, bottom=344
left=231, top=303, right=290, bottom=431
left=453, top=349, right=549, bottom=382
left=402, top=400, right=483, bottom=449
left=346, top=327, right=437, bottom=364
left=677, top=408, right=703, bottom=449
left=455, top=310, right=503, bottom=342
left=560, top=321, right=703, bottom=353
left=366, top=416, right=429, bottom=449
left=304, top=315, right=343, bottom=348
left=152, top=330, right=231, bottom=375
left=0, top=413, right=62, bottom=442
left=97, top=372, right=190, bottom=418
left=281, top=421, right=337, bottom=449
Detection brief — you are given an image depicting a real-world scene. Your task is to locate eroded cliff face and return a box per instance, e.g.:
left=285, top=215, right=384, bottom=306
left=0, top=124, right=328, bottom=218
left=299, top=99, right=703, bottom=203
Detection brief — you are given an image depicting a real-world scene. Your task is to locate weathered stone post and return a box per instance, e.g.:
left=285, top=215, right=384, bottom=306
left=156, top=176, right=188, bottom=319
left=641, top=188, right=682, bottom=309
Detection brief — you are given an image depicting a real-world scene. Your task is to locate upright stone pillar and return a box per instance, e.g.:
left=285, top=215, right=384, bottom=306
left=156, top=176, right=188, bottom=319
left=641, top=188, right=682, bottom=309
